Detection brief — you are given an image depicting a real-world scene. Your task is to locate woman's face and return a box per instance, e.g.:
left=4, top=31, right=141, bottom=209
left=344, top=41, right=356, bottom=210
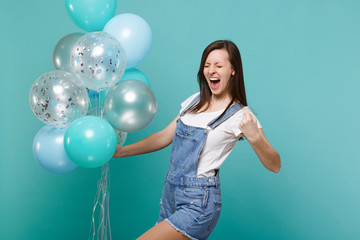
left=203, top=49, right=234, bottom=98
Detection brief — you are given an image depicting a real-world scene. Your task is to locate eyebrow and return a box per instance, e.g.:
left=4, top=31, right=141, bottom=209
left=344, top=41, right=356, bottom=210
left=205, top=61, right=223, bottom=65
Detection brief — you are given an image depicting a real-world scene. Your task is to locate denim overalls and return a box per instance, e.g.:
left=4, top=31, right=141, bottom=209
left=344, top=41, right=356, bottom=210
left=157, top=94, right=243, bottom=240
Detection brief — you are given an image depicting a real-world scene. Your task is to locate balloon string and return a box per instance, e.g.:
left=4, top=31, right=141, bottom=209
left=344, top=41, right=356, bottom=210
left=89, top=90, right=111, bottom=240
left=89, top=162, right=111, bottom=240
left=89, top=172, right=101, bottom=240
left=98, top=91, right=101, bottom=118
left=99, top=170, right=106, bottom=239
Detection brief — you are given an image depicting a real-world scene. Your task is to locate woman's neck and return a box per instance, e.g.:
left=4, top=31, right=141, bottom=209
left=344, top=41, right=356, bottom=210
left=199, top=93, right=232, bottom=112
left=210, top=93, right=232, bottom=107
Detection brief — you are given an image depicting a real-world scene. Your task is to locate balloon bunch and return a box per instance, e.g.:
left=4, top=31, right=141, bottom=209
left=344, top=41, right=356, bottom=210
left=30, top=0, right=157, bottom=174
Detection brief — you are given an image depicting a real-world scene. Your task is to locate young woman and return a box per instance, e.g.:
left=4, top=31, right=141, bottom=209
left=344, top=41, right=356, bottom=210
left=113, top=40, right=281, bottom=240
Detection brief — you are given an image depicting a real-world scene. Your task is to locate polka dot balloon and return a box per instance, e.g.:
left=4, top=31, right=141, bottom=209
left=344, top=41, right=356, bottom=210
left=70, top=32, right=127, bottom=91
left=29, top=70, right=90, bottom=127
left=115, top=130, right=127, bottom=146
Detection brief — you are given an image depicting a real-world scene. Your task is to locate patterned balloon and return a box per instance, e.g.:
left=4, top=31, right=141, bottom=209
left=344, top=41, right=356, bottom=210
left=29, top=70, right=90, bottom=127
left=115, top=131, right=127, bottom=146
left=70, top=32, right=127, bottom=91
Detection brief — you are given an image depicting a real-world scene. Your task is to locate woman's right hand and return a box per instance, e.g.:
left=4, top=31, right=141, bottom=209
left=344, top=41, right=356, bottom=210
left=113, top=144, right=126, bottom=158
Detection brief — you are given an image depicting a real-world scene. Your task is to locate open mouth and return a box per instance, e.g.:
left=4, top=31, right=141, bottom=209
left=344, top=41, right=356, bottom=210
left=210, top=78, right=221, bottom=89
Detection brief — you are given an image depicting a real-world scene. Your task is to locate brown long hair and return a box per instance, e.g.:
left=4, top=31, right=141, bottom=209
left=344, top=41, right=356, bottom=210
left=184, top=40, right=248, bottom=128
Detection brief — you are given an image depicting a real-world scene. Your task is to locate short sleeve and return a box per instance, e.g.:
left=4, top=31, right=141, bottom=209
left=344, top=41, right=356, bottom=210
left=179, top=92, right=200, bottom=114
left=232, top=106, right=262, bottom=138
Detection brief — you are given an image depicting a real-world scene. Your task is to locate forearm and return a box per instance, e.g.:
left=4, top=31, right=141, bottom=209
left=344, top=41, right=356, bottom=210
left=114, top=131, right=172, bottom=158
left=248, top=134, right=281, bottom=173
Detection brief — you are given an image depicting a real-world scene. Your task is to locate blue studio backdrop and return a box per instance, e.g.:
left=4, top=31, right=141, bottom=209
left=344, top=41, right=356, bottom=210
left=1, top=0, right=359, bottom=239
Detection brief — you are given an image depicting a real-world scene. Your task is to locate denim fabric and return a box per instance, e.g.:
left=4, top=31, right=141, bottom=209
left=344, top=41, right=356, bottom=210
left=157, top=94, right=243, bottom=240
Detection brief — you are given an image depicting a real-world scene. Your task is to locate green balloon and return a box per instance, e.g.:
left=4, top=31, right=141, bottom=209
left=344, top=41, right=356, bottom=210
left=65, top=0, right=116, bottom=32
left=64, top=116, right=117, bottom=168
left=119, top=68, right=152, bottom=87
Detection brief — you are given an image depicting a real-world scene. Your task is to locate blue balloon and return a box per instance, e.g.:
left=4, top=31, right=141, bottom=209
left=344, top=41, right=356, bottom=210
left=104, top=13, right=152, bottom=69
left=33, top=126, right=77, bottom=174
left=87, top=89, right=107, bottom=110
left=65, top=0, right=116, bottom=32
left=88, top=89, right=101, bottom=99
left=64, top=116, right=117, bottom=168
left=120, top=68, right=151, bottom=87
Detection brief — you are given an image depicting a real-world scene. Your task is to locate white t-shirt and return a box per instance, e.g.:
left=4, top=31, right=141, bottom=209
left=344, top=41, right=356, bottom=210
left=179, top=92, right=262, bottom=178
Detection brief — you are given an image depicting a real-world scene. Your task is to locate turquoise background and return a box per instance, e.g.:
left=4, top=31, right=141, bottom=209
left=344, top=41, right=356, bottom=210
left=1, top=0, right=359, bottom=239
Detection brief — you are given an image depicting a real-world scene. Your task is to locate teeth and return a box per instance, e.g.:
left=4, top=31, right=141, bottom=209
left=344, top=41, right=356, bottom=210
left=210, top=78, right=219, bottom=81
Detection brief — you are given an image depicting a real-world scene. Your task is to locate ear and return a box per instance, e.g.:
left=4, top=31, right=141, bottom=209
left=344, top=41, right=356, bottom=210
left=231, top=70, right=235, bottom=76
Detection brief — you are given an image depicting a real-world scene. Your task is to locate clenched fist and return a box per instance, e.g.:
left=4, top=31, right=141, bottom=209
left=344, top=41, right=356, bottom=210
left=238, top=110, right=260, bottom=142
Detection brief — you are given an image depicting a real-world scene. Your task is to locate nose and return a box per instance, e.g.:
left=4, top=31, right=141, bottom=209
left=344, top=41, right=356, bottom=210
left=209, top=65, right=216, bottom=75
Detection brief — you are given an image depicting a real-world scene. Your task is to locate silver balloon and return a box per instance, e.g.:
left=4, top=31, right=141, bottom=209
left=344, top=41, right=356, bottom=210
left=70, top=31, right=127, bottom=91
left=29, top=70, right=90, bottom=127
left=53, top=33, right=84, bottom=72
left=104, top=80, right=157, bottom=132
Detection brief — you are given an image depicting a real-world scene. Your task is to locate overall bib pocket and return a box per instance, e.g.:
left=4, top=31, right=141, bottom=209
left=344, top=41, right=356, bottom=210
left=170, top=132, right=198, bottom=168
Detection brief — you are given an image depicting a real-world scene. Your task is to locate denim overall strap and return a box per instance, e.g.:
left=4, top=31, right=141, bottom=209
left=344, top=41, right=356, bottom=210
left=207, top=102, right=243, bottom=129
left=179, top=94, right=200, bottom=117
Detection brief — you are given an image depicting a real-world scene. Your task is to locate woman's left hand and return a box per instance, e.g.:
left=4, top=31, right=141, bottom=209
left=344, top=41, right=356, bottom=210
left=238, top=111, right=260, bottom=143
